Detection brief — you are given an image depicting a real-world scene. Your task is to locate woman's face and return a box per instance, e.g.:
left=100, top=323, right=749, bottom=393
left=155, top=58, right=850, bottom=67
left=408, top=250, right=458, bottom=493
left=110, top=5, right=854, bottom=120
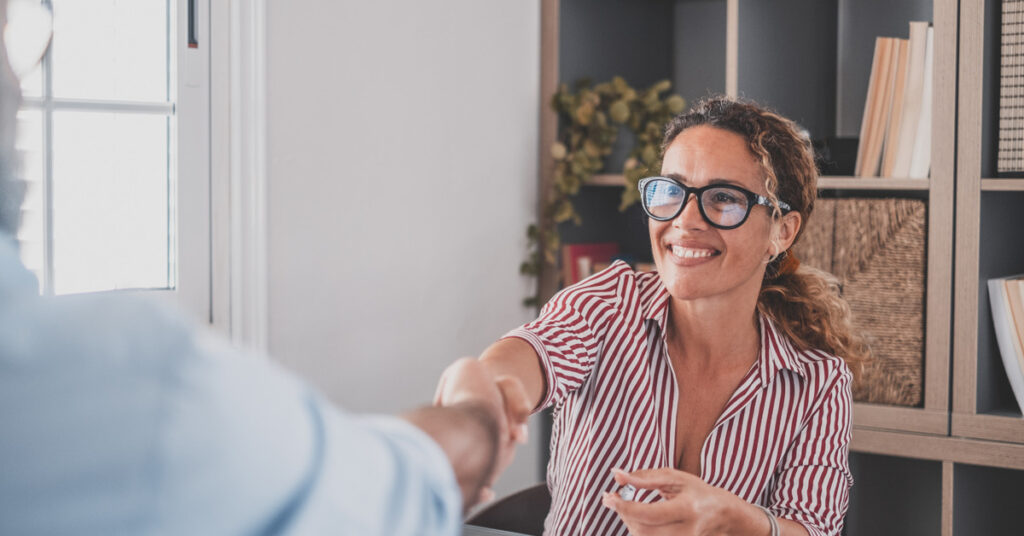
left=649, top=125, right=799, bottom=304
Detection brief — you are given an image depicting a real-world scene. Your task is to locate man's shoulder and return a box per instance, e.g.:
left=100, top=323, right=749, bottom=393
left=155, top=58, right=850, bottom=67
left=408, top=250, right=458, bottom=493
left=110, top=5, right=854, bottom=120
left=0, top=291, right=198, bottom=371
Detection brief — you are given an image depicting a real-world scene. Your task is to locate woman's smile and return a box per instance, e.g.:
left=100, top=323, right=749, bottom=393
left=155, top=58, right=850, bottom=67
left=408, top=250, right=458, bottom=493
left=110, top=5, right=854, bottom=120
left=664, top=240, right=721, bottom=266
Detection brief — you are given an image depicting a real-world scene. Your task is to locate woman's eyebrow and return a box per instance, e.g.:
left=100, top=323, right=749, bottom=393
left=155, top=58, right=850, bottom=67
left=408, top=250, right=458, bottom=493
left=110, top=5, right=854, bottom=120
left=706, top=178, right=747, bottom=187
left=663, top=172, right=746, bottom=188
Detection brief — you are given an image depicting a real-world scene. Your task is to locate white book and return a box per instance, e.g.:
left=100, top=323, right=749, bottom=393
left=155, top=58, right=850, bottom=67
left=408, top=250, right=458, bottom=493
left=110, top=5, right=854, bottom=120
left=892, top=21, right=929, bottom=178
left=988, top=275, right=1024, bottom=415
left=908, top=27, right=934, bottom=179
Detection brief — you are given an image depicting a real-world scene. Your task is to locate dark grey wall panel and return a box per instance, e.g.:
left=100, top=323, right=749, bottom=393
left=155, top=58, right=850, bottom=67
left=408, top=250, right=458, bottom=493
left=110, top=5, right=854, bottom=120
left=836, top=0, right=932, bottom=137
left=673, top=0, right=727, bottom=104
left=976, top=191, right=1024, bottom=416
left=846, top=453, right=942, bottom=536
left=954, top=464, right=1024, bottom=534
left=557, top=186, right=652, bottom=262
left=737, top=0, right=837, bottom=140
left=559, top=0, right=674, bottom=89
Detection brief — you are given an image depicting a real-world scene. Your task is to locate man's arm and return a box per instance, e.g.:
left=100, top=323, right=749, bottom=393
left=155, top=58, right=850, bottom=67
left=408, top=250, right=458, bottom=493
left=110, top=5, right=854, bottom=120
left=403, top=402, right=499, bottom=512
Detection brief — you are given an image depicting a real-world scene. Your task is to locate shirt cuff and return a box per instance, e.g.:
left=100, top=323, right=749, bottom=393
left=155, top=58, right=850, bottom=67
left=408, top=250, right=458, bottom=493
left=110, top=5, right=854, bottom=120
left=358, top=415, right=462, bottom=524
left=501, top=328, right=557, bottom=412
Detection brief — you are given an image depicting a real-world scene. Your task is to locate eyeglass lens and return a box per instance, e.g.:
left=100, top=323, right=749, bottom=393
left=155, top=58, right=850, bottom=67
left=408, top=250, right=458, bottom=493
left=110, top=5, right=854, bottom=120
left=642, top=178, right=751, bottom=227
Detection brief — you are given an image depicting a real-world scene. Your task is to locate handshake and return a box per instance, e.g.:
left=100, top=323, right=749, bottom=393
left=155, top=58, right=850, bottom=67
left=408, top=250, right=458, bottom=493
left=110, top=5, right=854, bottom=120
left=405, top=357, right=534, bottom=513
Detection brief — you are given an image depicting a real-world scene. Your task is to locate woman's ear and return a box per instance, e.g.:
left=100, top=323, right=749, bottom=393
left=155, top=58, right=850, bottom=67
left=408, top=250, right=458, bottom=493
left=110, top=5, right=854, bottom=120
left=774, top=211, right=802, bottom=251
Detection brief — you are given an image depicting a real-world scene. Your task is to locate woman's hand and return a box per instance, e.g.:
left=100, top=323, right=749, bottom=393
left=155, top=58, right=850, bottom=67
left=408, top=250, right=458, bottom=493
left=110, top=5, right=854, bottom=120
left=433, top=357, right=532, bottom=504
left=601, top=467, right=776, bottom=536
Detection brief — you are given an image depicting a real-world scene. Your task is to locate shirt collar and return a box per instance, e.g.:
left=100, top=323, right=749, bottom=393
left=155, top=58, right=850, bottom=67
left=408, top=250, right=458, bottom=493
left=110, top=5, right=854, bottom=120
left=641, top=274, right=672, bottom=333
left=642, top=274, right=807, bottom=385
left=757, top=314, right=807, bottom=385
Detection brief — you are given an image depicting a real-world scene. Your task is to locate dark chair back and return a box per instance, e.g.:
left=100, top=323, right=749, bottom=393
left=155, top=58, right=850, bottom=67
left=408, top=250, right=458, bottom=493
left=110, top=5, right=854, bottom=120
left=465, top=483, right=551, bottom=536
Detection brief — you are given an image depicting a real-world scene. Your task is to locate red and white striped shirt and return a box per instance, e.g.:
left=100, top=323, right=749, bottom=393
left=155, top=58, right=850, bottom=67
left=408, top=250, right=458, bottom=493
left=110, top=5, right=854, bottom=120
left=505, top=261, right=853, bottom=536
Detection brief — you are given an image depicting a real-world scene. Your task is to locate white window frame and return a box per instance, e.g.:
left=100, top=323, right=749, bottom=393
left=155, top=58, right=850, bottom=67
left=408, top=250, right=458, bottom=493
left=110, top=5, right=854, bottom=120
left=17, top=0, right=270, bottom=347
left=19, top=0, right=212, bottom=323
left=210, top=0, right=268, bottom=351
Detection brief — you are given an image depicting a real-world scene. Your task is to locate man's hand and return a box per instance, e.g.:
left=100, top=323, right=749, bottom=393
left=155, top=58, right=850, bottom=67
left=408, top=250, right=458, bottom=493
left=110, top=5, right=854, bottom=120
left=433, top=357, right=532, bottom=505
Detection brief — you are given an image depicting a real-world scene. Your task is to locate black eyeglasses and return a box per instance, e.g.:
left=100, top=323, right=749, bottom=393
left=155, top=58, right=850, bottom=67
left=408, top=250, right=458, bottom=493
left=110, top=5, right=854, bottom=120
left=637, top=176, right=791, bottom=230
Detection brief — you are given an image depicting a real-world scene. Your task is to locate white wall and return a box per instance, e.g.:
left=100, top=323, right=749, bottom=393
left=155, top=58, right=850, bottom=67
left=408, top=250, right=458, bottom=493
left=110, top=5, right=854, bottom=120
left=265, top=1, right=542, bottom=496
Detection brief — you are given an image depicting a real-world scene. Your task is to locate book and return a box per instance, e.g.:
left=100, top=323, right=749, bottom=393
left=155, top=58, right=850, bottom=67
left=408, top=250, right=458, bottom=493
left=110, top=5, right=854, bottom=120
left=908, top=25, right=934, bottom=179
left=880, top=38, right=910, bottom=177
left=1005, top=278, right=1024, bottom=363
left=988, top=275, right=1024, bottom=415
left=560, top=243, right=619, bottom=286
left=856, top=37, right=895, bottom=177
left=891, top=21, right=930, bottom=178
left=855, top=37, right=883, bottom=177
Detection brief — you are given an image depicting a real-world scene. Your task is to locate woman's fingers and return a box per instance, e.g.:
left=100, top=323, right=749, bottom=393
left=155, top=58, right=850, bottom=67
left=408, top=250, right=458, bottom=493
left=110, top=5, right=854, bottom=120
left=477, top=486, right=496, bottom=505
left=432, top=369, right=447, bottom=406
left=601, top=491, right=683, bottom=526
left=494, top=375, right=531, bottom=444
left=612, top=467, right=688, bottom=494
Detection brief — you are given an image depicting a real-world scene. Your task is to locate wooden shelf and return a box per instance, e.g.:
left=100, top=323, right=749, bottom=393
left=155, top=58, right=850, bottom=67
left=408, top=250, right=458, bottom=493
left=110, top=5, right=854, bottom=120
left=981, top=178, right=1024, bottom=191
left=852, top=429, right=1024, bottom=472
left=818, top=176, right=931, bottom=190
left=853, top=403, right=949, bottom=435
left=952, top=413, right=1024, bottom=444
left=585, top=174, right=626, bottom=187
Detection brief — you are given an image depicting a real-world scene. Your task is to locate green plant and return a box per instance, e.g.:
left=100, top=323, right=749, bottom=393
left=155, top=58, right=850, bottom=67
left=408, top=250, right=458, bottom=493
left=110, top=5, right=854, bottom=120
left=521, top=77, right=685, bottom=306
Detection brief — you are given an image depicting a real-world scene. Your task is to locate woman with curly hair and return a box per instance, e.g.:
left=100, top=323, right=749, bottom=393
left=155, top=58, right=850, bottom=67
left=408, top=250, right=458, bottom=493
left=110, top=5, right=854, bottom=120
left=437, top=96, right=868, bottom=536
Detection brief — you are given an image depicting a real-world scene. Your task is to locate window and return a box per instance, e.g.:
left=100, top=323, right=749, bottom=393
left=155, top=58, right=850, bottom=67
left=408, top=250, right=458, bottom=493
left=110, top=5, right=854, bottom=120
left=14, top=0, right=210, bottom=320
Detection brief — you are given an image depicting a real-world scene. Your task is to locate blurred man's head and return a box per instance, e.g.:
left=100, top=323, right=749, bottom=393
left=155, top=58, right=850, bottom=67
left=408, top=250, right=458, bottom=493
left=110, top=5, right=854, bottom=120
left=0, top=0, right=26, bottom=236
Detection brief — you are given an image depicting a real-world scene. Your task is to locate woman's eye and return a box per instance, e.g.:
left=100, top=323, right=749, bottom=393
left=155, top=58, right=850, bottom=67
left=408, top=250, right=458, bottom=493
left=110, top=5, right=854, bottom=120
left=711, top=191, right=739, bottom=204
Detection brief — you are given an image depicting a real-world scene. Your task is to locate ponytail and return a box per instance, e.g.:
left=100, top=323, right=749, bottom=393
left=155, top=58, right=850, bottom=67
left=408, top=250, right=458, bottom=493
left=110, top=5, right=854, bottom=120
left=759, top=264, right=869, bottom=377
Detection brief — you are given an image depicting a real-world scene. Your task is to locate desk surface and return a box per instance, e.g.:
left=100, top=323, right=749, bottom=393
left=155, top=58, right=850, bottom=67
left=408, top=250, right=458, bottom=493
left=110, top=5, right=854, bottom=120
left=463, top=525, right=531, bottom=536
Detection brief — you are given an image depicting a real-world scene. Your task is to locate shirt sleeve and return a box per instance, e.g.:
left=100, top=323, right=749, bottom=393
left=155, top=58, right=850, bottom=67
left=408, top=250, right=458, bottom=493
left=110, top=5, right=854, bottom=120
left=502, top=265, right=626, bottom=411
left=767, top=365, right=854, bottom=536
left=155, top=331, right=463, bottom=536
left=0, top=290, right=462, bottom=536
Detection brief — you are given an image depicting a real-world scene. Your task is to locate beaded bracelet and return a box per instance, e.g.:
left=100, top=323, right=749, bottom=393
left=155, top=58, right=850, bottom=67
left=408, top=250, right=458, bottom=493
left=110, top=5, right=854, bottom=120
left=756, top=505, right=780, bottom=536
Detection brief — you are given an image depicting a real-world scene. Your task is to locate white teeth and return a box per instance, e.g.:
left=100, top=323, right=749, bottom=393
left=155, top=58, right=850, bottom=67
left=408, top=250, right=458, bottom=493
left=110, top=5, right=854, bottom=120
left=671, top=245, right=715, bottom=259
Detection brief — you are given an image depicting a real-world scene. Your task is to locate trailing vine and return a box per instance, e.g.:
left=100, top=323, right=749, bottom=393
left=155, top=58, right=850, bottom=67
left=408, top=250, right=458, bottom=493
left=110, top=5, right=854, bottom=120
left=521, top=77, right=685, bottom=306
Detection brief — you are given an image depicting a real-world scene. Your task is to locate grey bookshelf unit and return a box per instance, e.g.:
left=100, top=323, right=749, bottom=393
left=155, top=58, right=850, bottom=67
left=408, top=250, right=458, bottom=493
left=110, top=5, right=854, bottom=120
left=536, top=0, right=1024, bottom=534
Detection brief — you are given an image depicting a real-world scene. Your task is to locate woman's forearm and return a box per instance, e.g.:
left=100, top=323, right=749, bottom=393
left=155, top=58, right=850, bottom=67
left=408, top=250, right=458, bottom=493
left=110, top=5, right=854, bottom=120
left=478, top=337, right=547, bottom=411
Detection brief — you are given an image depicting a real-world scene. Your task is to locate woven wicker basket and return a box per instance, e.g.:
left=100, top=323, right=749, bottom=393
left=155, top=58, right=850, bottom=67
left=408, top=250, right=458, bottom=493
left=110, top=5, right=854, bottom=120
left=794, top=197, right=926, bottom=407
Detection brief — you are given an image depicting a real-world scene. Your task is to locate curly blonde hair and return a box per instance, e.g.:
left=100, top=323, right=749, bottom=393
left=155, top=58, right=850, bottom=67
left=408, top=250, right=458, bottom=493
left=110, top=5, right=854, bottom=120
left=661, top=96, right=869, bottom=373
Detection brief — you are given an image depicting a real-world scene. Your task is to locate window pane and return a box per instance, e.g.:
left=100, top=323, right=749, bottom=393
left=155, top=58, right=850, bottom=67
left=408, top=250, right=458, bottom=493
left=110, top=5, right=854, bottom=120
left=18, top=62, right=42, bottom=99
left=15, top=109, right=44, bottom=284
left=51, top=111, right=171, bottom=294
left=50, top=0, right=169, bottom=101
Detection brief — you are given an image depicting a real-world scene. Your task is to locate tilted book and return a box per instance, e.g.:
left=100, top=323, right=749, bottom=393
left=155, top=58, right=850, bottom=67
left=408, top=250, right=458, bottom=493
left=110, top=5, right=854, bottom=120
left=988, top=275, right=1024, bottom=415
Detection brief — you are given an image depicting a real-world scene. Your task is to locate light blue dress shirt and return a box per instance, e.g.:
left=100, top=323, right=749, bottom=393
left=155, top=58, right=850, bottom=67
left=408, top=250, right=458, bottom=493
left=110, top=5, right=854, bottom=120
left=0, top=234, right=462, bottom=535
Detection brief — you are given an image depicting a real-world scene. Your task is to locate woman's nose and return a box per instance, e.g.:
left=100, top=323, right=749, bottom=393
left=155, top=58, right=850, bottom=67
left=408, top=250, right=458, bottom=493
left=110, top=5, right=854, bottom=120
left=672, top=193, right=706, bottom=229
